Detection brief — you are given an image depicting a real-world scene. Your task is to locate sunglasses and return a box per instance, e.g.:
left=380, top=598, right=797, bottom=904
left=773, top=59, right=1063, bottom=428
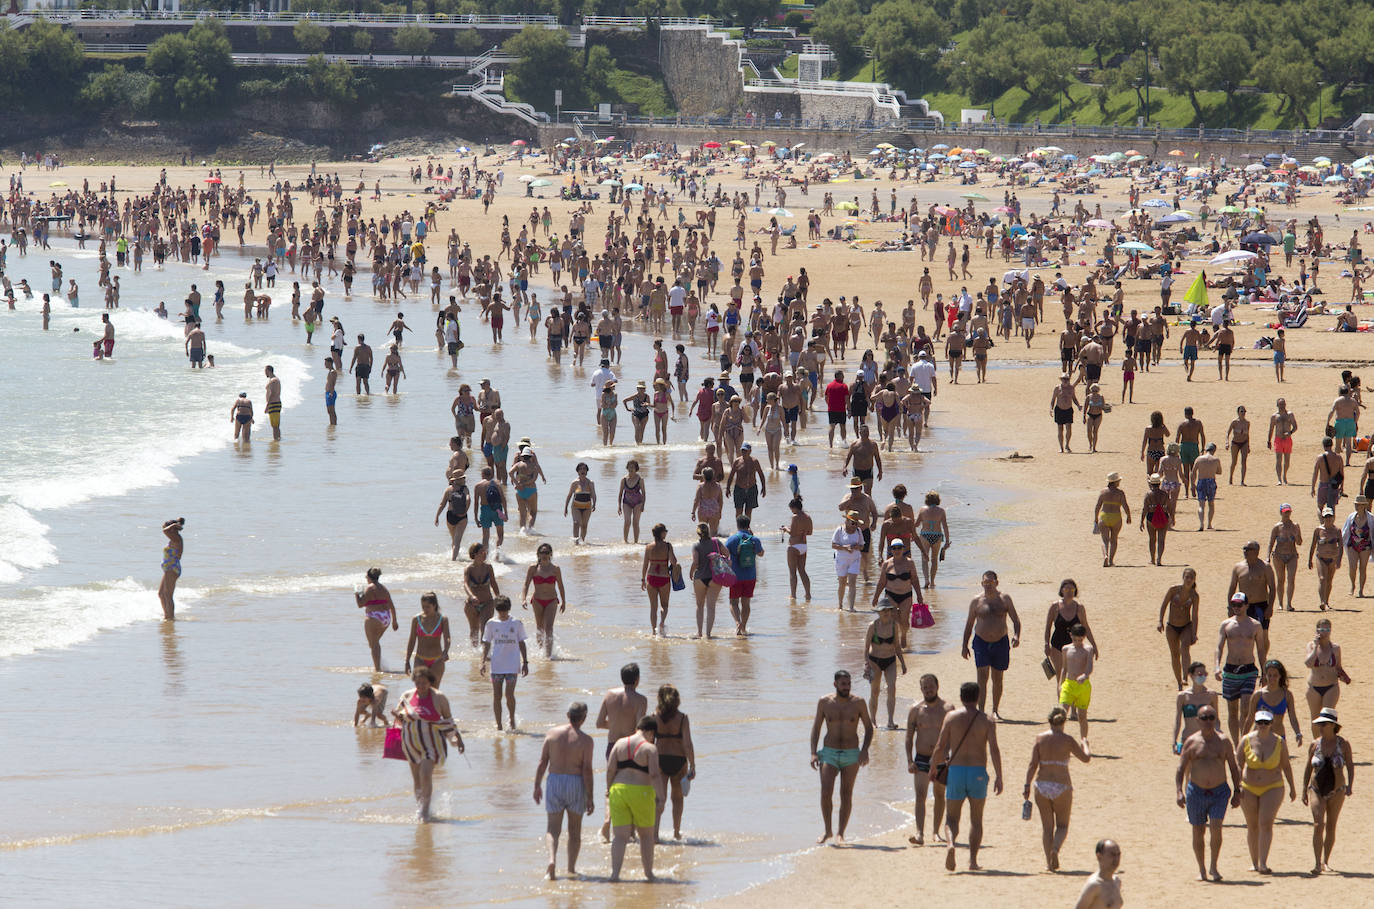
left=1255, top=719, right=1272, bottom=725
left=1198, top=716, right=1218, bottom=722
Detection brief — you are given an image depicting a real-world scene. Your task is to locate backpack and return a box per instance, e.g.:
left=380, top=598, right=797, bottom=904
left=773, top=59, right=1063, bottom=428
left=452, top=484, right=470, bottom=513
left=484, top=482, right=501, bottom=508
left=734, top=533, right=756, bottom=571
left=708, top=540, right=737, bottom=587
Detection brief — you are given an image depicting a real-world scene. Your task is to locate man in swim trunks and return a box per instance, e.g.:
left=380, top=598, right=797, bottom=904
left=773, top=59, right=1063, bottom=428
left=1227, top=541, right=1276, bottom=663
left=1050, top=373, right=1080, bottom=453
left=1176, top=406, right=1206, bottom=497
left=960, top=570, right=1021, bottom=719
left=931, top=681, right=1002, bottom=871
left=809, top=669, right=874, bottom=845
left=725, top=442, right=767, bottom=519
left=905, top=673, right=953, bottom=845
left=1059, top=624, right=1095, bottom=745
left=1193, top=443, right=1222, bottom=530
left=264, top=365, right=282, bottom=441
left=1214, top=593, right=1262, bottom=741
left=842, top=425, right=883, bottom=496
left=596, top=663, right=647, bottom=840
left=349, top=333, right=372, bottom=395
left=323, top=357, right=338, bottom=426
left=534, top=701, right=596, bottom=880
left=1326, top=385, right=1360, bottom=466
left=1176, top=703, right=1242, bottom=881
left=1178, top=320, right=1202, bottom=381
left=1267, top=398, right=1297, bottom=485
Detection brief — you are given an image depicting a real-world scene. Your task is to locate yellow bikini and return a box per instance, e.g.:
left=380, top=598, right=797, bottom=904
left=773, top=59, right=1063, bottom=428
left=1240, top=734, right=1284, bottom=797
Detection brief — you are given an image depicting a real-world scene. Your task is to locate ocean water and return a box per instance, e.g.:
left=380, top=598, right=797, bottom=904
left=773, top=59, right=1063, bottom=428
left=0, top=239, right=1007, bottom=907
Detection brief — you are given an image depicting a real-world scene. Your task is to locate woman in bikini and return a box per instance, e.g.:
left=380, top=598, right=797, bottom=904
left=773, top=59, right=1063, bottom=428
left=564, top=462, right=597, bottom=544
left=624, top=380, right=652, bottom=446
left=877, top=503, right=916, bottom=559
left=1341, top=494, right=1374, bottom=597
left=782, top=497, right=813, bottom=601
left=758, top=391, right=784, bottom=470
left=1235, top=711, right=1296, bottom=875
left=863, top=602, right=908, bottom=729
left=915, top=491, right=950, bottom=589
left=1022, top=706, right=1091, bottom=872
left=1140, top=474, right=1171, bottom=566
left=1082, top=383, right=1108, bottom=453
left=690, top=467, right=724, bottom=537
left=1226, top=405, right=1251, bottom=485
left=158, top=517, right=184, bottom=621
left=1140, top=410, right=1171, bottom=475
left=1304, top=619, right=1351, bottom=725
left=1244, top=660, right=1304, bottom=745
left=688, top=523, right=724, bottom=639
left=1044, top=579, right=1100, bottom=686
left=653, top=377, right=673, bottom=444
left=520, top=542, right=566, bottom=657
left=617, top=460, right=648, bottom=544
left=1156, top=567, right=1200, bottom=689
left=719, top=396, right=746, bottom=463
left=1173, top=660, right=1219, bottom=754
left=1091, top=473, right=1131, bottom=567
left=1308, top=508, right=1344, bottom=611
left=872, top=539, right=920, bottom=650
left=640, top=523, right=678, bottom=636
left=355, top=567, right=398, bottom=672
left=405, top=592, right=452, bottom=686
left=1302, top=707, right=1354, bottom=875
left=1268, top=504, right=1303, bottom=611
left=652, top=685, right=696, bottom=841
left=433, top=472, right=470, bottom=561
left=599, top=382, right=619, bottom=446
left=462, top=544, right=499, bottom=646
left=391, top=665, right=464, bottom=823
left=1156, top=443, right=1184, bottom=527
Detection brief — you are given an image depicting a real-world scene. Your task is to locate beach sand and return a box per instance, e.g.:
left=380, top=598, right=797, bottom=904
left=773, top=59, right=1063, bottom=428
left=9, top=149, right=1374, bottom=904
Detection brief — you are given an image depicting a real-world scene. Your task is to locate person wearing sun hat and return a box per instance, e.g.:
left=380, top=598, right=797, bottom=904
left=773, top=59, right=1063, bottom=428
left=831, top=511, right=865, bottom=610
left=1140, top=473, right=1172, bottom=565
left=1092, top=471, right=1131, bottom=567
left=1303, top=706, right=1353, bottom=874
left=1340, top=494, right=1374, bottom=597
left=1310, top=506, right=1344, bottom=611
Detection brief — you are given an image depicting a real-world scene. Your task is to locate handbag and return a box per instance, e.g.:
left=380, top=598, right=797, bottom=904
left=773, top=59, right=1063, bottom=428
left=933, top=710, right=980, bottom=785
left=707, top=540, right=736, bottom=587
left=383, top=726, right=406, bottom=760
left=670, top=563, right=686, bottom=591
left=911, top=601, right=934, bottom=629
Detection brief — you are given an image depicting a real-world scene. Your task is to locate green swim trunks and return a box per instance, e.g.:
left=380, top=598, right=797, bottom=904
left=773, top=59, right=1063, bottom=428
left=818, top=746, right=862, bottom=769
left=1180, top=441, right=1200, bottom=465
left=1335, top=417, right=1358, bottom=440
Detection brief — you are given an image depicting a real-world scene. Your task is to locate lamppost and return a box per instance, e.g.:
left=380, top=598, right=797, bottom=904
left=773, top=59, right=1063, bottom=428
left=1141, top=40, right=1150, bottom=124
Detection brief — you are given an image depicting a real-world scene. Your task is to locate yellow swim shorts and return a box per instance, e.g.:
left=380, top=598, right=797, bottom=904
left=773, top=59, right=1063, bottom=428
left=608, top=782, right=656, bottom=828
left=1059, top=677, right=1091, bottom=710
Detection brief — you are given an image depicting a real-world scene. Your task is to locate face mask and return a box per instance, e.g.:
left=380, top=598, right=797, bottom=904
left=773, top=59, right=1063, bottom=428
left=1193, top=674, right=1208, bottom=684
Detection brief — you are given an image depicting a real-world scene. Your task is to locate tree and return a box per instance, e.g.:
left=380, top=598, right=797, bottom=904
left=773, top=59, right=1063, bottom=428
left=717, top=0, right=780, bottom=28
left=146, top=20, right=234, bottom=115
left=452, top=28, right=482, bottom=53
left=504, top=24, right=582, bottom=110
left=861, top=0, right=950, bottom=94
left=22, top=20, right=84, bottom=95
left=294, top=19, right=329, bottom=53
left=1157, top=30, right=1209, bottom=122
left=353, top=29, right=374, bottom=54
left=80, top=63, right=154, bottom=113
left=1256, top=46, right=1320, bottom=127
left=393, top=23, right=436, bottom=58
left=583, top=44, right=616, bottom=104
left=943, top=16, right=1017, bottom=102
left=305, top=54, right=358, bottom=103
left=0, top=23, right=29, bottom=106
left=811, top=0, right=867, bottom=73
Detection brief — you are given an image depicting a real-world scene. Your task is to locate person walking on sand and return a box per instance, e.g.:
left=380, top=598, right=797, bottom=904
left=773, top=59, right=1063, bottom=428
left=931, top=681, right=1002, bottom=872
left=1341, top=495, right=1374, bottom=597
left=961, top=570, right=1021, bottom=719
left=1216, top=593, right=1262, bottom=742
left=1304, top=619, right=1350, bottom=726
left=1268, top=504, right=1302, bottom=612
left=1058, top=625, right=1096, bottom=746
left=1268, top=398, right=1297, bottom=484
left=1302, top=707, right=1353, bottom=875
left=1074, top=840, right=1123, bottom=909
left=1176, top=703, right=1241, bottom=882
left=533, top=701, right=595, bottom=881
left=1140, top=474, right=1171, bottom=565
left=1225, top=405, right=1250, bottom=485
left=1023, top=706, right=1091, bottom=872
left=1235, top=709, right=1296, bottom=875
left=1092, top=473, right=1130, bottom=566
left=1051, top=373, right=1080, bottom=453
left=905, top=674, right=953, bottom=846
left=810, top=669, right=875, bottom=846
left=158, top=517, right=184, bottom=621
left=1326, top=386, right=1360, bottom=466
left=1158, top=568, right=1201, bottom=690
left=1174, top=661, right=1220, bottom=755
left=1193, top=444, right=1222, bottom=531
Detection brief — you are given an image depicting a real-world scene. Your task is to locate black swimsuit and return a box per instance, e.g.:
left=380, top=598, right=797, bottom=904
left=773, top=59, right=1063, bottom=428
left=1049, top=605, right=1079, bottom=650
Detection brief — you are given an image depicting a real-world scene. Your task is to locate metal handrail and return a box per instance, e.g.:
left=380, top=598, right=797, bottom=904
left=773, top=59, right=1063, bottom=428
left=33, top=8, right=558, bottom=26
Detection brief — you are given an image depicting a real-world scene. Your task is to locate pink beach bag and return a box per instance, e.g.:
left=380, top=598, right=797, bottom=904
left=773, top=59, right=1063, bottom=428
left=911, top=602, right=935, bottom=629
left=383, top=726, right=406, bottom=760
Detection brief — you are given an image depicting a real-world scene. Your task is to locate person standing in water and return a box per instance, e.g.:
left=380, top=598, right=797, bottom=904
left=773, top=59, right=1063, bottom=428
left=810, top=669, right=875, bottom=846
left=904, top=673, right=953, bottom=846
left=355, top=567, right=397, bottom=672
left=521, top=543, right=566, bottom=657
left=230, top=392, right=254, bottom=444
left=404, top=592, right=452, bottom=687
left=606, top=716, right=667, bottom=882
left=264, top=365, right=282, bottom=441
left=480, top=596, right=528, bottom=731
left=533, top=702, right=595, bottom=881
left=158, top=517, right=184, bottom=621
left=392, top=665, right=464, bottom=823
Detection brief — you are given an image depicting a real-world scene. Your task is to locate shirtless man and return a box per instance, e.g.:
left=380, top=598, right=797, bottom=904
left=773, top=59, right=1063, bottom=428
left=1227, top=541, right=1276, bottom=665
left=597, top=663, right=648, bottom=841
left=264, top=365, right=282, bottom=441
left=324, top=358, right=339, bottom=426
left=1326, top=385, right=1360, bottom=465
left=1225, top=405, right=1250, bottom=485
left=1175, top=703, right=1242, bottom=882
left=725, top=442, right=767, bottom=519
left=1178, top=320, right=1203, bottom=381
left=1215, top=593, right=1263, bottom=741
left=349, top=334, right=373, bottom=395
left=185, top=323, right=207, bottom=369
left=1311, top=436, right=1345, bottom=516
left=1074, top=840, right=1124, bottom=909
left=1176, top=407, right=1206, bottom=497
left=960, top=570, right=1022, bottom=718
left=533, top=702, right=596, bottom=880
left=1050, top=374, right=1080, bottom=453
left=842, top=425, right=884, bottom=496
left=693, top=443, right=725, bottom=485
left=809, top=669, right=875, bottom=845
left=1267, top=398, right=1297, bottom=484
left=931, top=681, right=1003, bottom=871
left=904, top=674, right=953, bottom=846
left=1267, top=504, right=1302, bottom=611
left=1192, top=443, right=1222, bottom=530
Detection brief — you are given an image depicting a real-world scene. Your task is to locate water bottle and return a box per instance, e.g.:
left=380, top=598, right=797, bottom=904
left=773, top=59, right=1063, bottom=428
left=1021, top=799, right=1033, bottom=820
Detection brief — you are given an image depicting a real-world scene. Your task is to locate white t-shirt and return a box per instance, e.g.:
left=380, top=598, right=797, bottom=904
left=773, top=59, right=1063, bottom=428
left=668, top=285, right=686, bottom=309
left=909, top=359, right=936, bottom=393
left=482, top=617, right=526, bottom=675
left=832, top=525, right=863, bottom=552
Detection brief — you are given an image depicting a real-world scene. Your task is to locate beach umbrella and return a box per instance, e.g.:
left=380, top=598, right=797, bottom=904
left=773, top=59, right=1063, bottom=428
left=1244, top=163, right=1267, bottom=173
left=1002, top=268, right=1030, bottom=283
left=1351, top=155, right=1374, bottom=168
left=624, top=183, right=643, bottom=191
left=512, top=139, right=527, bottom=146
left=702, top=141, right=722, bottom=149
left=919, top=163, right=937, bottom=171
left=203, top=177, right=222, bottom=184
left=1009, top=225, right=1028, bottom=236
left=1167, top=149, right=1185, bottom=156
left=1210, top=250, right=1258, bottom=265
left=1142, top=199, right=1170, bottom=208
left=1325, top=175, right=1348, bottom=184
left=1312, top=156, right=1332, bottom=165
left=529, top=179, right=552, bottom=187
left=928, top=153, right=947, bottom=161
left=958, top=161, right=978, bottom=169
left=1157, top=211, right=1192, bottom=223
left=768, top=207, right=793, bottom=217
left=960, top=192, right=989, bottom=200
left=990, top=156, right=1006, bottom=163
left=1039, top=145, right=1065, bottom=153
left=761, top=140, right=778, bottom=148
left=1240, top=232, right=1277, bottom=245
left=974, top=148, right=991, bottom=156
left=1124, top=149, right=1141, bottom=156
left=1219, top=205, right=1243, bottom=214
left=932, top=143, right=950, bottom=150
left=1117, top=241, right=1153, bottom=252
left=1127, top=155, right=1147, bottom=163
left=1085, top=218, right=1112, bottom=229
left=1245, top=207, right=1265, bottom=214
left=1020, top=161, right=1042, bottom=171
left=1061, top=153, right=1078, bottom=162
left=1086, top=169, right=1105, bottom=177
left=641, top=152, right=660, bottom=160
left=876, top=142, right=896, bottom=150
left=561, top=137, right=578, bottom=143
left=600, top=178, right=621, bottom=186
left=456, top=146, right=470, bottom=154
left=728, top=140, right=747, bottom=146
left=837, top=201, right=859, bottom=211
left=518, top=174, right=536, bottom=182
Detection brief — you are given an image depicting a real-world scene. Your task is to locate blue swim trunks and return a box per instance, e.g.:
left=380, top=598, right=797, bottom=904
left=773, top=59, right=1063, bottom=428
left=1183, top=345, right=1198, bottom=361
left=325, top=390, right=337, bottom=407
left=478, top=505, right=504, bottom=528
left=817, top=747, right=861, bottom=769
left=1335, top=417, right=1358, bottom=440
left=1185, top=781, right=1230, bottom=826
left=971, top=635, right=1011, bottom=671
left=945, top=765, right=989, bottom=800
left=1273, top=350, right=1285, bottom=364
left=1196, top=477, right=1217, bottom=502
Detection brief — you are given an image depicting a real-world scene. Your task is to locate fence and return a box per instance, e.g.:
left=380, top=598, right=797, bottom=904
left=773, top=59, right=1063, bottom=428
left=33, top=8, right=558, bottom=26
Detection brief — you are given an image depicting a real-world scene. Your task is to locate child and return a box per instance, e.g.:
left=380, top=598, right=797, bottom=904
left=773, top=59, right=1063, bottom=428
left=354, top=683, right=389, bottom=727
left=1272, top=328, right=1286, bottom=382
left=92, top=339, right=104, bottom=360
left=1058, top=624, right=1095, bottom=746
left=1121, top=352, right=1136, bottom=404
left=786, top=463, right=801, bottom=500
